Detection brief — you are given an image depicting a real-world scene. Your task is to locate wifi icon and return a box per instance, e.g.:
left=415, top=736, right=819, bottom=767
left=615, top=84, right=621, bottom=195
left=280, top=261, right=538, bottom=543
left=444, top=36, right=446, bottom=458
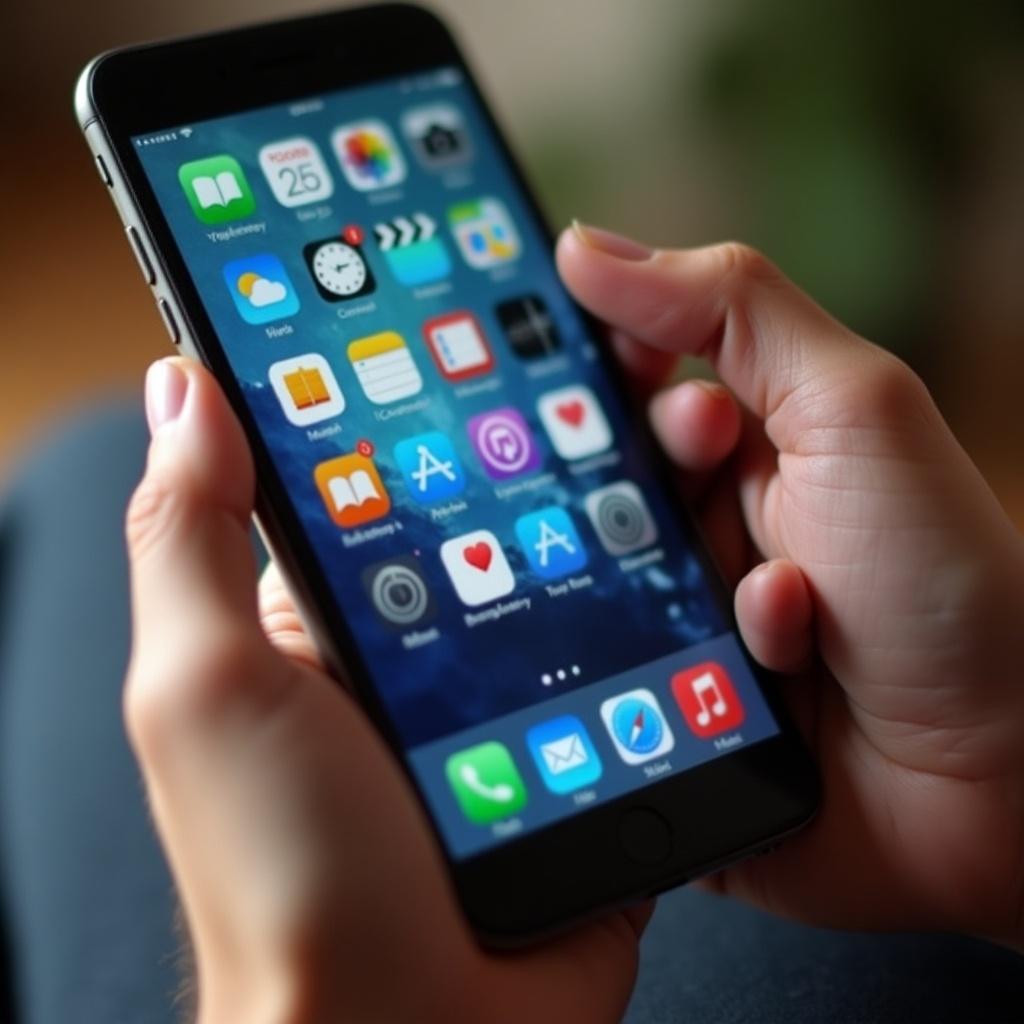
left=179, top=127, right=194, bottom=139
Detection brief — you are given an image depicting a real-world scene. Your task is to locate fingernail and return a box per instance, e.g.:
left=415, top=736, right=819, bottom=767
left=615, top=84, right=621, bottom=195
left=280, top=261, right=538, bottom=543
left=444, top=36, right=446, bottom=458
left=689, top=378, right=728, bottom=399
left=145, top=360, right=188, bottom=434
left=571, top=219, right=654, bottom=261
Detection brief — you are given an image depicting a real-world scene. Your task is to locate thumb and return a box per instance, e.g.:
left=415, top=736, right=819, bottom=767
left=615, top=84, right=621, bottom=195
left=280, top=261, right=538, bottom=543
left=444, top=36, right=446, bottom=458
left=125, top=357, right=280, bottom=752
left=556, top=224, right=909, bottom=447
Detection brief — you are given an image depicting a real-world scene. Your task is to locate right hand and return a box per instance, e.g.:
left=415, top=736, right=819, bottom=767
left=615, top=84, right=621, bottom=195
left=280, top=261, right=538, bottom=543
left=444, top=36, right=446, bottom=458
left=558, top=225, right=1024, bottom=949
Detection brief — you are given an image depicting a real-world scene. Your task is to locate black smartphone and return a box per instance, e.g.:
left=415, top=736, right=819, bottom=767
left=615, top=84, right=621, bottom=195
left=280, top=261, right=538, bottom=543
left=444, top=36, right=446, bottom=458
left=76, top=4, right=818, bottom=943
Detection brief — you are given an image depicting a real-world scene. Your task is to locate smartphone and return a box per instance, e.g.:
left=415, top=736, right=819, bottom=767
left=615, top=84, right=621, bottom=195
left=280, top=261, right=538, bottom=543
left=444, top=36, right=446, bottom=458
left=76, top=4, right=817, bottom=943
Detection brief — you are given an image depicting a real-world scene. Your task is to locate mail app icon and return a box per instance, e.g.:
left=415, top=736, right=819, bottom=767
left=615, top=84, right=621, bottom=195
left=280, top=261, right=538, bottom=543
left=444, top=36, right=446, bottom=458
left=527, top=715, right=602, bottom=795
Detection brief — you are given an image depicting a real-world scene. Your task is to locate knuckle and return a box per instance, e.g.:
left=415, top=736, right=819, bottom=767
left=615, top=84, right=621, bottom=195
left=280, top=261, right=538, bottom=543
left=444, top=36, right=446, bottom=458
left=125, top=473, right=190, bottom=563
left=839, top=350, right=931, bottom=426
left=716, top=241, right=778, bottom=285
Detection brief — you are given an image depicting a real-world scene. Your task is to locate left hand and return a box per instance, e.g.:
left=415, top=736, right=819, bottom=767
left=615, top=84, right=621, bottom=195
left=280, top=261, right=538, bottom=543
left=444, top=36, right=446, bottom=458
left=124, top=357, right=649, bottom=1024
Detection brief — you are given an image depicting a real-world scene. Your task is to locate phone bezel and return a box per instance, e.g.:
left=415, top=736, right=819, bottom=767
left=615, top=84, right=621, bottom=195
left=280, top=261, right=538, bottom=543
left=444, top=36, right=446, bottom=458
left=79, top=2, right=818, bottom=943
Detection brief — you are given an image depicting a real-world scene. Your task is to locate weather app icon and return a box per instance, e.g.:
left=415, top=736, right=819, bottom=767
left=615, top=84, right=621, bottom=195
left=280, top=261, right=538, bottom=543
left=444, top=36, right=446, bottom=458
left=222, top=253, right=300, bottom=325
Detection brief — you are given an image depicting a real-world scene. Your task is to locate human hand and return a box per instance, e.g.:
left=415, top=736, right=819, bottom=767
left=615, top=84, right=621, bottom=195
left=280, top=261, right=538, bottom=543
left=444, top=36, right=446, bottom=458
left=558, top=225, right=1024, bottom=950
left=124, top=358, right=648, bottom=1024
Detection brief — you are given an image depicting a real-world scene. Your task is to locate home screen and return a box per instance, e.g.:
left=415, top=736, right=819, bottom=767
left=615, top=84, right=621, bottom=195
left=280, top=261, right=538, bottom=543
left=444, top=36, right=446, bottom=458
left=133, top=66, right=779, bottom=860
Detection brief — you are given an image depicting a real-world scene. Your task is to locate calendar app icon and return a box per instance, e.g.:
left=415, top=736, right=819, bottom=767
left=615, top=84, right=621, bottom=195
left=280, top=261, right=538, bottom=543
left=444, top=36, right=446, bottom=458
left=258, top=137, right=334, bottom=207
left=423, top=311, right=495, bottom=382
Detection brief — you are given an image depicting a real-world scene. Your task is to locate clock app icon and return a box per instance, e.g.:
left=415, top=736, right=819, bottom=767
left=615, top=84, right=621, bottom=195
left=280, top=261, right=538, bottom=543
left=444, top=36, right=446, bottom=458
left=303, top=237, right=376, bottom=302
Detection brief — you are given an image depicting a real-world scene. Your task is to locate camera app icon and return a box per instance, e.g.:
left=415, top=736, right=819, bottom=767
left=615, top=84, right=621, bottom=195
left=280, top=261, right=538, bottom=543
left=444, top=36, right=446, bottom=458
left=584, top=481, right=659, bottom=557
left=361, top=555, right=436, bottom=630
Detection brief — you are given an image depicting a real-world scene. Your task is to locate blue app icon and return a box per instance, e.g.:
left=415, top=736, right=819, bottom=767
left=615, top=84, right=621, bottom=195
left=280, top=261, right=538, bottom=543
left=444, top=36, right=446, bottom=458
left=222, top=253, right=300, bottom=325
left=393, top=431, right=466, bottom=504
left=514, top=506, right=588, bottom=579
left=374, top=212, right=452, bottom=286
left=527, top=715, right=603, bottom=795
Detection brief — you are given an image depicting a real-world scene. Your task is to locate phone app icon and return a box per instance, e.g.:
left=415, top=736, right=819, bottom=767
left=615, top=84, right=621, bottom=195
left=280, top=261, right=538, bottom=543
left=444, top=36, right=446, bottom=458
left=268, top=354, right=345, bottom=427
left=466, top=407, right=540, bottom=481
left=440, top=529, right=515, bottom=607
left=515, top=507, right=588, bottom=580
left=314, top=451, right=390, bottom=528
left=401, top=103, right=473, bottom=170
left=496, top=295, right=562, bottom=360
left=178, top=155, right=255, bottom=225
left=600, top=689, right=675, bottom=766
left=671, top=662, right=746, bottom=739
left=347, top=332, right=423, bottom=405
left=537, top=384, right=612, bottom=461
left=526, top=715, right=602, bottom=795
left=393, top=431, right=466, bottom=504
left=448, top=197, right=521, bottom=269
left=304, top=233, right=376, bottom=302
left=423, top=311, right=494, bottom=382
left=361, top=556, right=436, bottom=630
left=258, top=136, right=334, bottom=207
left=331, top=120, right=407, bottom=191
left=446, top=742, right=527, bottom=825
left=373, top=212, right=451, bottom=286
left=222, top=253, right=300, bottom=325
left=584, top=481, right=659, bottom=556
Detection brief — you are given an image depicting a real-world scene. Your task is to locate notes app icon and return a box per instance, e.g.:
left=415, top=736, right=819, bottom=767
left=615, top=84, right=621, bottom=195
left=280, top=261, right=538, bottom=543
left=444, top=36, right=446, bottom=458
left=671, top=662, right=745, bottom=739
left=347, top=332, right=423, bottom=405
left=314, top=452, right=390, bottom=528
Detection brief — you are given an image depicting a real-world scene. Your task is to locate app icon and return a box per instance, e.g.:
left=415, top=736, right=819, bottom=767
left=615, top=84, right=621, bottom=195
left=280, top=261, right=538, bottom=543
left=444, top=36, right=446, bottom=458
left=515, top=506, right=588, bottom=579
left=448, top=197, right=521, bottom=269
left=373, top=213, right=450, bottom=286
left=671, top=663, right=746, bottom=739
left=423, top=311, right=494, bottom=382
left=347, top=332, right=423, bottom=405
left=314, top=452, right=390, bottom=528
left=440, top=529, right=515, bottom=607
left=393, top=431, right=466, bottom=504
left=178, top=154, right=255, bottom=224
left=446, top=741, right=527, bottom=825
left=268, top=354, right=345, bottom=427
left=537, top=384, right=613, bottom=460
left=258, top=136, right=334, bottom=207
left=361, top=555, right=436, bottom=630
left=222, top=253, right=300, bottom=325
left=331, top=120, right=407, bottom=191
left=496, top=295, right=562, bottom=360
left=304, top=233, right=376, bottom=302
left=584, top=481, right=659, bottom=556
left=526, top=715, right=602, bottom=795
left=467, top=407, right=540, bottom=481
left=401, top=103, right=472, bottom=170
left=600, top=688, right=675, bottom=765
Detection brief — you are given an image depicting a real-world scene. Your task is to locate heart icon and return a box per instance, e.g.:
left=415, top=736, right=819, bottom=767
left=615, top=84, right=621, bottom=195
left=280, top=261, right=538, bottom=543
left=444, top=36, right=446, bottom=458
left=463, top=542, right=493, bottom=572
left=556, top=400, right=585, bottom=427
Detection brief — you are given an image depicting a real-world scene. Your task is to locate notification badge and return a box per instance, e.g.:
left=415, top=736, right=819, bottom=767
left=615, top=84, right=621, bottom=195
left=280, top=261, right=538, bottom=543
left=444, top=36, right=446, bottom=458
left=670, top=662, right=745, bottom=739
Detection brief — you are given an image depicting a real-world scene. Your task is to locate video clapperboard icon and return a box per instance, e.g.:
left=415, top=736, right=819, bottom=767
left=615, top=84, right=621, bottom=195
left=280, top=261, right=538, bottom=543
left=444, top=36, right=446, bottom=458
left=373, top=212, right=452, bottom=287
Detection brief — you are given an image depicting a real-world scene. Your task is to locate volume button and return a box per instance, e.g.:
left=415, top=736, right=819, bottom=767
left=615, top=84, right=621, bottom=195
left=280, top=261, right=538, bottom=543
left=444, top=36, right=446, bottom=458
left=94, top=153, right=112, bottom=187
left=126, top=226, right=156, bottom=285
left=157, top=299, right=181, bottom=345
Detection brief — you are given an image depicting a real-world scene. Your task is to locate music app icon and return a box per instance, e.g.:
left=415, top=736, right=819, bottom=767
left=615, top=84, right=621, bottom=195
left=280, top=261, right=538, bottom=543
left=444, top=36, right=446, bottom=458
left=671, top=662, right=745, bottom=739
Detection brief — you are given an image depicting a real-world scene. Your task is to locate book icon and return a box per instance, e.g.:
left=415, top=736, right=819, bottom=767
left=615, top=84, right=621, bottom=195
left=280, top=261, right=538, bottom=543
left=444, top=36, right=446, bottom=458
left=314, top=452, right=391, bottom=528
left=178, top=154, right=255, bottom=225
left=347, top=331, right=423, bottom=405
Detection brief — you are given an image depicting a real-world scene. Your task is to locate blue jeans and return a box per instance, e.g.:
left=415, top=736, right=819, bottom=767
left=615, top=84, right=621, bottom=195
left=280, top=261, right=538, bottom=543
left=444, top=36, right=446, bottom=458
left=1, top=404, right=1021, bottom=1023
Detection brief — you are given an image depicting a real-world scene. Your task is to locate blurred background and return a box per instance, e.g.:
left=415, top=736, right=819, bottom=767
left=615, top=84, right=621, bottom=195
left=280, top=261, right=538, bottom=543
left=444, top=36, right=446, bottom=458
left=3, top=0, right=1022, bottom=519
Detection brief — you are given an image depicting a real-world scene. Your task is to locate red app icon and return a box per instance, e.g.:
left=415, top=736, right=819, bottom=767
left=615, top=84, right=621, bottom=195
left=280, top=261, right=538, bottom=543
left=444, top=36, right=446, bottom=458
left=423, top=311, right=495, bottom=382
left=671, top=662, right=745, bottom=738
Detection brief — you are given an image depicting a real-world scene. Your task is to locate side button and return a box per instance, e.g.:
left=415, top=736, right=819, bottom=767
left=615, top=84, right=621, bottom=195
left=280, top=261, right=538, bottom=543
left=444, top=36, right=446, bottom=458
left=126, top=226, right=156, bottom=285
left=618, top=807, right=673, bottom=865
left=157, top=299, right=180, bottom=345
left=94, top=153, right=112, bottom=187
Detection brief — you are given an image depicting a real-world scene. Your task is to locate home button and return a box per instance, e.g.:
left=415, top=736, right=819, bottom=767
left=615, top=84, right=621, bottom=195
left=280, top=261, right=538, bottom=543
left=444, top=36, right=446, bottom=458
left=618, top=807, right=673, bottom=865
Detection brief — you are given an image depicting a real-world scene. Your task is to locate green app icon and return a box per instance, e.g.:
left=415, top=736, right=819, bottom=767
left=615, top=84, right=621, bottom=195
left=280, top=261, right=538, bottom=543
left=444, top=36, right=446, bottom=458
left=446, top=742, right=527, bottom=825
left=178, top=154, right=255, bottom=225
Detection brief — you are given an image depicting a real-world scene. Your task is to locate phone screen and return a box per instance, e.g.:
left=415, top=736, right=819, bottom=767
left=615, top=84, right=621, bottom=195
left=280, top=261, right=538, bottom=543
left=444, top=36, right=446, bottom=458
left=131, top=66, right=779, bottom=860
